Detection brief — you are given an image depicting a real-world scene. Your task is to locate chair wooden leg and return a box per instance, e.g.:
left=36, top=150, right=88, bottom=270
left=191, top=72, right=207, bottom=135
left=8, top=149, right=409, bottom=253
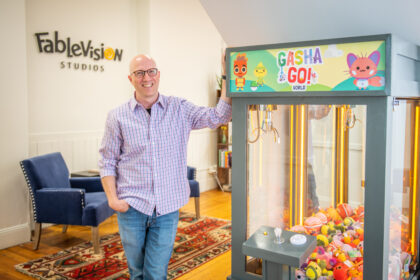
left=194, top=197, right=200, bottom=219
left=33, top=223, right=41, bottom=250
left=91, top=226, right=100, bottom=254
left=62, top=225, right=68, bottom=233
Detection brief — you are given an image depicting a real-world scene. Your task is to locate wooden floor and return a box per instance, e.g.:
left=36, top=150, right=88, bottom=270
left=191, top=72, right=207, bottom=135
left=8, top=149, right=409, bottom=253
left=0, top=189, right=231, bottom=280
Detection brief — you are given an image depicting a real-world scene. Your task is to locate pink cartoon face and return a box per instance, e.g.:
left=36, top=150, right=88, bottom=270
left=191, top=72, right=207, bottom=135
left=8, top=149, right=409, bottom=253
left=347, top=50, right=380, bottom=79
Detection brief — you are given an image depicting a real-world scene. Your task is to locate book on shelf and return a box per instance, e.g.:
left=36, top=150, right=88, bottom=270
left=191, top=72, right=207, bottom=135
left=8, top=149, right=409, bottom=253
left=218, top=149, right=232, bottom=168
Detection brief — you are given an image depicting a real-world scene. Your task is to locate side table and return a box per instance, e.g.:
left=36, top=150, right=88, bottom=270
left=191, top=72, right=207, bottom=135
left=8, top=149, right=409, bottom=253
left=70, top=170, right=100, bottom=177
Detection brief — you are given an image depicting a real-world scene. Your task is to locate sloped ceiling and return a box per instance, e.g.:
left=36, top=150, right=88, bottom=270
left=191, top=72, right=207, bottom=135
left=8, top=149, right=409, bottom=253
left=200, top=0, right=420, bottom=47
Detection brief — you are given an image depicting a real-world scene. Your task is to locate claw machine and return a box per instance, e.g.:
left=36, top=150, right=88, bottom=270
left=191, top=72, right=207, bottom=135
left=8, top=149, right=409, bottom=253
left=226, top=34, right=420, bottom=280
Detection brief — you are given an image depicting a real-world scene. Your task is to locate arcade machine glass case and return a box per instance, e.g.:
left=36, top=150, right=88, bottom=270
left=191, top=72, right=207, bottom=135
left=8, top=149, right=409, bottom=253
left=227, top=34, right=420, bottom=280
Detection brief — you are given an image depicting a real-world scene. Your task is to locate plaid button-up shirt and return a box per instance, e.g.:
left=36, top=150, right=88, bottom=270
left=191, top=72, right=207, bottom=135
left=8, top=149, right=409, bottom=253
left=99, top=94, right=232, bottom=216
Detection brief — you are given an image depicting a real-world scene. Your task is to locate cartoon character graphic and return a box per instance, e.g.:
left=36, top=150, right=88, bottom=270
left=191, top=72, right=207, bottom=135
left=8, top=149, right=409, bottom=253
left=233, top=53, right=248, bottom=91
left=253, top=62, right=267, bottom=87
left=278, top=66, right=287, bottom=83
left=250, top=81, right=258, bottom=91
left=347, top=50, right=385, bottom=90
left=310, top=71, right=318, bottom=84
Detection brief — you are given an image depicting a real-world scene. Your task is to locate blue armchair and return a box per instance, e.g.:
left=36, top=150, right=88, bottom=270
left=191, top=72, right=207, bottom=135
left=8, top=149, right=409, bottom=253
left=187, top=166, right=200, bottom=219
left=20, top=152, right=114, bottom=254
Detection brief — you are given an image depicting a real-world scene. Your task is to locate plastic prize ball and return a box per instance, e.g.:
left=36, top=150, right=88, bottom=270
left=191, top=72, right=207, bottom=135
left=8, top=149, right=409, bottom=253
left=290, top=234, right=307, bottom=245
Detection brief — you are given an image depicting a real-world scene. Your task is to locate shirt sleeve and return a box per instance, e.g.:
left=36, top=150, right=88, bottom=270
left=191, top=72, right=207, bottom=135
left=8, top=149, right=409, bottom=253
left=98, top=111, right=122, bottom=178
left=181, top=98, right=232, bottom=130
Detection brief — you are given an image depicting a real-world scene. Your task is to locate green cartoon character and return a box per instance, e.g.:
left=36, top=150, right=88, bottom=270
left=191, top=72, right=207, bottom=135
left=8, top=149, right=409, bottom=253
left=254, top=62, right=267, bottom=87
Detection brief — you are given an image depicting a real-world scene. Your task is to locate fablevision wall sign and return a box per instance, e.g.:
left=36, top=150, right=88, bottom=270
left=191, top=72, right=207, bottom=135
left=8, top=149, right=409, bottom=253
left=35, top=31, right=124, bottom=72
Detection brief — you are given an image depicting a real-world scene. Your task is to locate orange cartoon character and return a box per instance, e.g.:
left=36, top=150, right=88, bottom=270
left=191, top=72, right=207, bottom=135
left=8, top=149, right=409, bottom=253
left=233, top=53, right=248, bottom=91
left=347, top=50, right=385, bottom=90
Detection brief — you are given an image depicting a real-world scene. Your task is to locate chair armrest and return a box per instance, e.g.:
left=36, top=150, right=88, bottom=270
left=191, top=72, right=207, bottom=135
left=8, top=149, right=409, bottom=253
left=69, top=177, right=103, bottom=193
left=189, top=179, right=200, bottom=197
left=187, top=166, right=196, bottom=180
left=35, top=188, right=85, bottom=224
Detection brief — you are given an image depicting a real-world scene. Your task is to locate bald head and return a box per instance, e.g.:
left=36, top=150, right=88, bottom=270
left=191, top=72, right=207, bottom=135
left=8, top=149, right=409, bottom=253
left=129, top=54, right=157, bottom=74
left=128, top=54, right=161, bottom=108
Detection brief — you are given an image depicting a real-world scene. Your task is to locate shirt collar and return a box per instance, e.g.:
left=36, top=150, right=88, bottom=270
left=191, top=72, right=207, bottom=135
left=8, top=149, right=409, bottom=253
left=129, top=93, right=166, bottom=111
left=155, top=93, right=166, bottom=109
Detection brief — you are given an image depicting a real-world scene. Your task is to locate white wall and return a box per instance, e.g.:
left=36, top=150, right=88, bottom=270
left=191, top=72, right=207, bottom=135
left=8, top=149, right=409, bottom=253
left=0, top=0, right=224, bottom=249
left=200, top=0, right=420, bottom=47
left=27, top=0, right=138, bottom=133
left=26, top=0, right=223, bottom=186
left=0, top=0, right=30, bottom=249
left=26, top=0, right=139, bottom=170
left=148, top=0, right=225, bottom=189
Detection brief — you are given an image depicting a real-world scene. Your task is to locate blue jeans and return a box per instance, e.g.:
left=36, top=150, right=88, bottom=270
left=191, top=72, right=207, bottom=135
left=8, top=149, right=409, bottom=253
left=117, top=207, right=179, bottom=280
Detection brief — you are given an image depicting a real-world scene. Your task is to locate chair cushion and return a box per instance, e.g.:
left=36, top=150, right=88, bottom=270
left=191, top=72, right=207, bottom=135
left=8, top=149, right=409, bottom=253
left=82, top=192, right=115, bottom=226
left=189, top=180, right=200, bottom=197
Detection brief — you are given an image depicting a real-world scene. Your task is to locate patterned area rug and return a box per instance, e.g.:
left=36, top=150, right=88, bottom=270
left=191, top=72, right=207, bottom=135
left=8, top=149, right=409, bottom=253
left=15, top=213, right=231, bottom=280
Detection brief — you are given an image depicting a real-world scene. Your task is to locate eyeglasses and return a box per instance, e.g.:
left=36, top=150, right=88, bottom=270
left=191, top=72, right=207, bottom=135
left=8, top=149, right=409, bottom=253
left=131, top=68, right=158, bottom=78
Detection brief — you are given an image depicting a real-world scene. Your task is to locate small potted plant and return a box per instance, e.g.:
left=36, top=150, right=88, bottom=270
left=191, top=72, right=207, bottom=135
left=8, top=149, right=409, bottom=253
left=216, top=75, right=223, bottom=97
left=250, top=81, right=258, bottom=91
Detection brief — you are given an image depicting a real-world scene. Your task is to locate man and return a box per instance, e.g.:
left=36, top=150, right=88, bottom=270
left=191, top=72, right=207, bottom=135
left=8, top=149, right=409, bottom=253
left=307, top=105, right=331, bottom=213
left=99, top=54, right=231, bottom=280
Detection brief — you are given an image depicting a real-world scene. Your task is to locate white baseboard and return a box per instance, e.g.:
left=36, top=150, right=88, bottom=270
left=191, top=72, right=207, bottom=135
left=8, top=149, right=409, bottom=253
left=0, top=223, right=31, bottom=250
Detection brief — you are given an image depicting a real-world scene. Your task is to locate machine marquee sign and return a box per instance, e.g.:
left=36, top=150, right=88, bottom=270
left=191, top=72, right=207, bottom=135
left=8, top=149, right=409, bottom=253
left=229, top=40, right=386, bottom=93
left=34, top=31, right=124, bottom=73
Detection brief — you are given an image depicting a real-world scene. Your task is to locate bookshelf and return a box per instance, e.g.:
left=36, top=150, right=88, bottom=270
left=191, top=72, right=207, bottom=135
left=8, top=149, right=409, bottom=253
left=217, top=121, right=232, bottom=191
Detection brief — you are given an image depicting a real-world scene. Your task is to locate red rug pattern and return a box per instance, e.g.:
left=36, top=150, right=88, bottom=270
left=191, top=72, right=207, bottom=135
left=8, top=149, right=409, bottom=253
left=15, top=213, right=231, bottom=279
